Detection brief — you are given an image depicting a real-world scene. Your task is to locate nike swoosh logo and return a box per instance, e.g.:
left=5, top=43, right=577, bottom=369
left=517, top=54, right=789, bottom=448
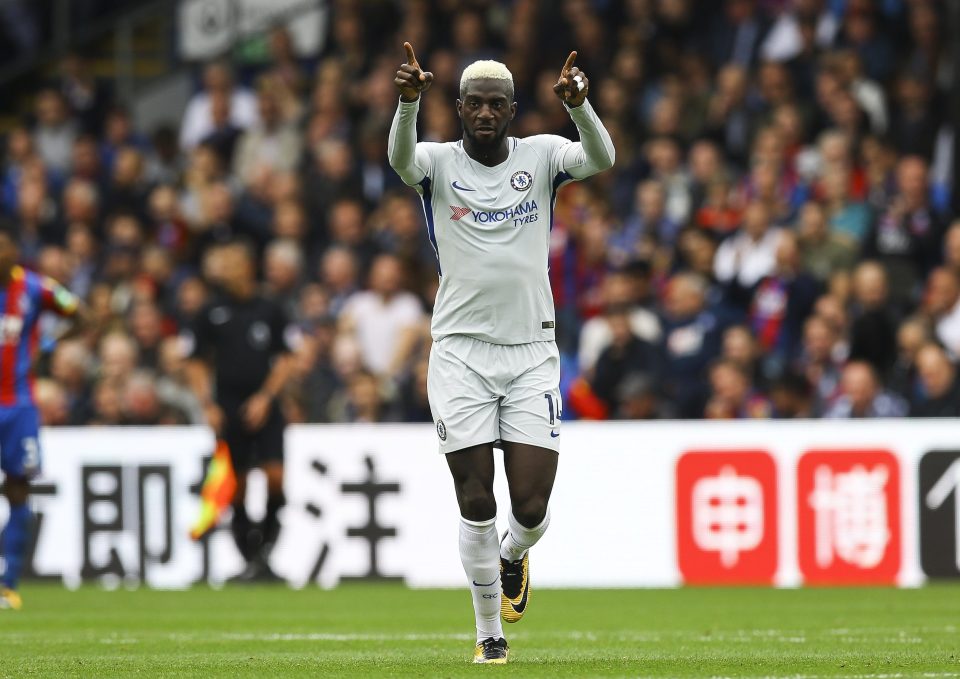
left=451, top=180, right=476, bottom=191
left=550, top=430, right=560, bottom=438
left=509, top=571, right=530, bottom=614
left=473, top=578, right=498, bottom=587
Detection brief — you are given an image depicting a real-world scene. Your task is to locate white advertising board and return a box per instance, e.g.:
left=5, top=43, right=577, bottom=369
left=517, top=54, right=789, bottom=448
left=4, top=420, right=960, bottom=588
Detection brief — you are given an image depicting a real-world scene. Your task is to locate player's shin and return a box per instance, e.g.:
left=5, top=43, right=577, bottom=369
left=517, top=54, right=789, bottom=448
left=458, top=516, right=504, bottom=642
left=1, top=503, right=31, bottom=590
left=501, top=506, right=550, bottom=562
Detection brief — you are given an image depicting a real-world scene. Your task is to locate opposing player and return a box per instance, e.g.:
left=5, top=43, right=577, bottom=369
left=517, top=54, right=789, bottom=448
left=0, top=220, right=81, bottom=609
left=388, top=44, right=614, bottom=663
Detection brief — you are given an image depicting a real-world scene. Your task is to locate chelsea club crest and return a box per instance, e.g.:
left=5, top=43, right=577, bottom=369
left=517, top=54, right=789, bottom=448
left=510, top=170, right=533, bottom=192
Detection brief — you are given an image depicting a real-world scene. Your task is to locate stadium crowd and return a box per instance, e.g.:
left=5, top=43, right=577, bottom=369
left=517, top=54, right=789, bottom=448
left=4, top=0, right=960, bottom=425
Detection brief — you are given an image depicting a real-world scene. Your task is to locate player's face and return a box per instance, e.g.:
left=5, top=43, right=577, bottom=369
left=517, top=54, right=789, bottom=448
left=0, top=233, right=18, bottom=280
left=457, top=80, right=516, bottom=148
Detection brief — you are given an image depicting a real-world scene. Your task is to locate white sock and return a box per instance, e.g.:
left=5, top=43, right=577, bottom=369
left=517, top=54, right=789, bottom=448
left=458, top=516, right=504, bottom=643
left=500, top=507, right=550, bottom=563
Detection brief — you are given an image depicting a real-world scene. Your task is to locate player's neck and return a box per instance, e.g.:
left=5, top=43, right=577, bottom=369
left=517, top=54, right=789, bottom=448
left=462, top=137, right=509, bottom=167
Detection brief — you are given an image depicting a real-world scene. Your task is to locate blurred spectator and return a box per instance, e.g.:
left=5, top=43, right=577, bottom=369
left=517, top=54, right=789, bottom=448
left=659, top=273, right=723, bottom=418
left=922, top=267, right=960, bottom=357
left=5, top=2, right=960, bottom=424
left=797, top=200, right=857, bottom=282
left=263, top=239, right=305, bottom=317
left=233, top=78, right=303, bottom=187
left=909, top=343, right=960, bottom=418
left=590, top=307, right=659, bottom=415
left=577, top=268, right=661, bottom=376
left=58, top=52, right=111, bottom=136
left=847, top=261, right=897, bottom=376
left=714, top=201, right=783, bottom=307
left=339, top=253, right=424, bottom=380
left=199, top=90, right=243, bottom=168
left=825, top=360, right=907, bottom=418
left=33, top=378, right=70, bottom=427
left=180, top=61, right=259, bottom=151
left=768, top=370, right=814, bottom=418
left=705, top=358, right=771, bottom=419
left=863, top=156, right=944, bottom=310
left=889, top=315, right=931, bottom=402
left=33, top=89, right=78, bottom=177
left=748, top=231, right=820, bottom=376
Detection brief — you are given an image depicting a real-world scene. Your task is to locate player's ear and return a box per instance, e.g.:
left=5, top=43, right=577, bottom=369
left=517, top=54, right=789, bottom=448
left=456, top=99, right=463, bottom=119
left=510, top=102, right=517, bottom=120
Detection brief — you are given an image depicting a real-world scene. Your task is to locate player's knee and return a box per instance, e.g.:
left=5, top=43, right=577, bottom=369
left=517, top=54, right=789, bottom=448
left=232, top=473, right=248, bottom=506
left=458, top=485, right=496, bottom=522
left=512, top=496, right=548, bottom=528
left=262, top=463, right=284, bottom=495
left=4, top=476, right=29, bottom=506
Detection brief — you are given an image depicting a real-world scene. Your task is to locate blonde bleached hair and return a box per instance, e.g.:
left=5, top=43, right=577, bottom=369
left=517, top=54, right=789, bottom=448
left=460, top=60, right=514, bottom=100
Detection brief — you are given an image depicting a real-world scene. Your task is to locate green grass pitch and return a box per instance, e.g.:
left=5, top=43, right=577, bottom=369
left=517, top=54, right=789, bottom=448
left=1, top=584, right=958, bottom=677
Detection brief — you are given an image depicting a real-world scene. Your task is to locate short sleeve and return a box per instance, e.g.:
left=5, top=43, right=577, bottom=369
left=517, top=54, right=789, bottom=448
left=182, top=306, right=214, bottom=360
left=270, top=302, right=296, bottom=354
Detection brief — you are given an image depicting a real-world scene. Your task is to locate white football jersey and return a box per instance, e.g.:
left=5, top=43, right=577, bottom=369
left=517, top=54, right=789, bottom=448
left=389, top=98, right=615, bottom=345
left=414, top=135, right=575, bottom=344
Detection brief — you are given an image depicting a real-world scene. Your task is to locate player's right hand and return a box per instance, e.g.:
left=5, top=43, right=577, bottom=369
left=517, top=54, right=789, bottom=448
left=394, top=41, right=433, bottom=102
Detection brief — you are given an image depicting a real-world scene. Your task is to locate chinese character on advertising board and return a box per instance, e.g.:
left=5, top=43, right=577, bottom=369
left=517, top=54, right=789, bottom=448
left=798, top=450, right=900, bottom=584
left=691, top=466, right=764, bottom=567
left=676, top=451, right=778, bottom=584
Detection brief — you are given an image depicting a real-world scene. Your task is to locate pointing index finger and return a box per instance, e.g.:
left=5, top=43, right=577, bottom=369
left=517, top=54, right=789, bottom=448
left=561, top=51, right=577, bottom=76
left=403, top=41, right=420, bottom=69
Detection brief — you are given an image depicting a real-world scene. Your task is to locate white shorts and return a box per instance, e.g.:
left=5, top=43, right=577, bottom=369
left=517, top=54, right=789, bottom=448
left=427, top=335, right=561, bottom=454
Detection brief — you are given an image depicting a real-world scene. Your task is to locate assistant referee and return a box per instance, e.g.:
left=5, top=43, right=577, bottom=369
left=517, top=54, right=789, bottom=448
left=185, top=239, right=296, bottom=581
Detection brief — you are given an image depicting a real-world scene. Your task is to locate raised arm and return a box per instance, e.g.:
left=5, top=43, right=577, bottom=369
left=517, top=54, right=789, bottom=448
left=388, top=42, right=435, bottom=186
left=552, top=51, right=615, bottom=179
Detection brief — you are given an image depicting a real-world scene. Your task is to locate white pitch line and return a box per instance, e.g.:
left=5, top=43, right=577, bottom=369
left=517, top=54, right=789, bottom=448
left=708, top=674, right=960, bottom=679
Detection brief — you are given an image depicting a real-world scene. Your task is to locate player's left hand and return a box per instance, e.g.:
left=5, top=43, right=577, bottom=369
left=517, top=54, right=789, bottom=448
left=553, top=51, right=588, bottom=108
left=241, top=391, right=272, bottom=431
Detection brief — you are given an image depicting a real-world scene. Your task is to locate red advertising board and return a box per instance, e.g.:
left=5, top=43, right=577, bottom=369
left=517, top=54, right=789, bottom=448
left=797, top=450, right=901, bottom=584
left=676, top=450, right=778, bottom=584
